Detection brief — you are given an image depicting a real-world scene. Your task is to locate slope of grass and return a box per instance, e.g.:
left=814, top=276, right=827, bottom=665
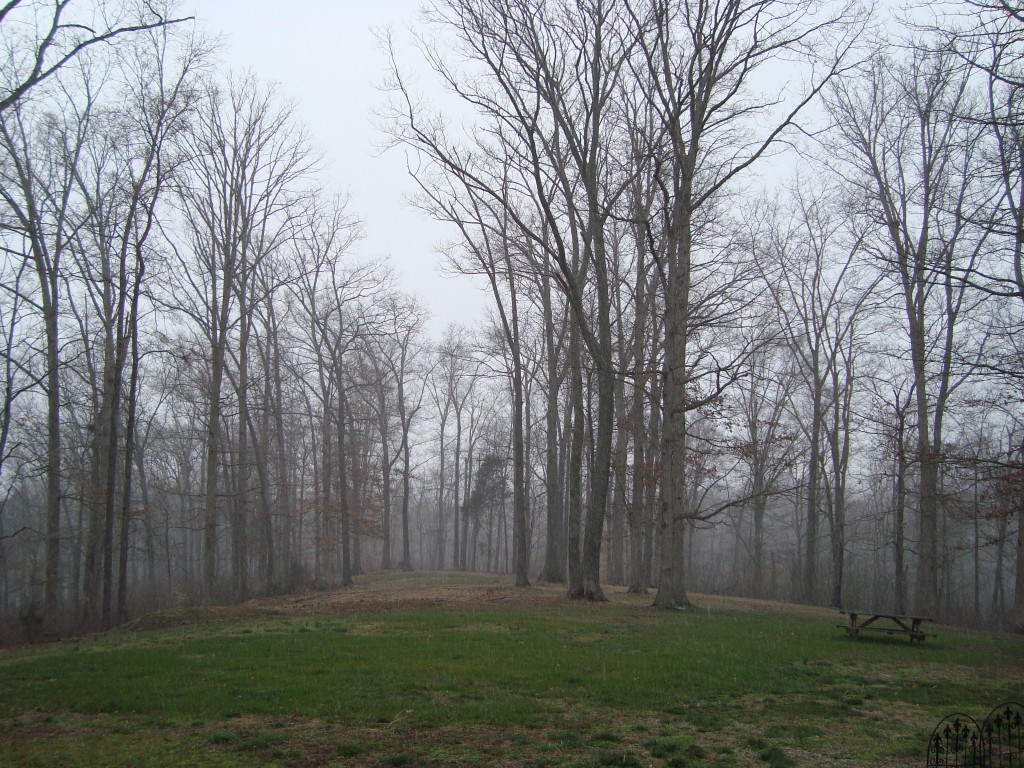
left=1, top=575, right=1021, bottom=767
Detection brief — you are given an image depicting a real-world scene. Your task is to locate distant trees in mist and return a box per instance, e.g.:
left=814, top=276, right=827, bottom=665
left=1, top=0, right=1022, bottom=640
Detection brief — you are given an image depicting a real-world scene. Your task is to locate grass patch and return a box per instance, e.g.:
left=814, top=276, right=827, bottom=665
left=595, top=750, right=643, bottom=766
left=0, top=573, right=1021, bottom=767
left=381, top=754, right=416, bottom=766
left=758, top=745, right=796, bottom=767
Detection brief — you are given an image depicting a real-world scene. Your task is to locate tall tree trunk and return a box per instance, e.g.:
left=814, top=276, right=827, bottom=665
left=316, top=401, right=333, bottom=583
left=202, top=336, right=226, bottom=600
left=270, top=306, right=290, bottom=588
left=752, top=481, right=767, bottom=598
left=627, top=256, right=648, bottom=595
left=115, top=251, right=145, bottom=625
left=1013, top=439, right=1024, bottom=631
left=460, top=447, right=472, bottom=570
left=400, top=420, right=413, bottom=571
left=607, top=371, right=626, bottom=587
left=804, top=380, right=822, bottom=605
left=337, top=389, right=353, bottom=587
left=893, top=407, right=907, bottom=614
left=911, top=311, right=939, bottom=617
left=572, top=171, right=613, bottom=603
left=43, top=286, right=61, bottom=621
left=378, top=389, right=393, bottom=570
left=644, top=319, right=661, bottom=589
left=539, top=269, right=566, bottom=583
left=566, top=320, right=585, bottom=596
left=653, top=192, right=692, bottom=611
left=507, top=256, right=530, bottom=588
left=234, top=308, right=252, bottom=601
left=452, top=407, right=463, bottom=571
left=510, top=334, right=530, bottom=586
left=436, top=410, right=448, bottom=570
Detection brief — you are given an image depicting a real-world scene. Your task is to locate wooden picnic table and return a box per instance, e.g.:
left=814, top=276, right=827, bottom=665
left=837, top=610, right=933, bottom=643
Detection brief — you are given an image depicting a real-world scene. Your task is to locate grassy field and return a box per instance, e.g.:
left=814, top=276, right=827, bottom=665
left=0, top=572, right=1021, bottom=767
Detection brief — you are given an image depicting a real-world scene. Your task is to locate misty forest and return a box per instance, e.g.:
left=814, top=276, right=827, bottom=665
left=1, top=0, right=1022, bottom=643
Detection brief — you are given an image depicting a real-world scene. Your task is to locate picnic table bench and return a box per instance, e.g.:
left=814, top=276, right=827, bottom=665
left=837, top=610, right=933, bottom=642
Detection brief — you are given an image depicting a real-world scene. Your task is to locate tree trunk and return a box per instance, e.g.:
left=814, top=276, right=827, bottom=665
left=653, top=189, right=692, bottom=611
left=507, top=256, right=530, bottom=588
left=628, top=257, right=648, bottom=595
left=566, top=319, right=585, bottom=596
left=234, top=305, right=252, bottom=601
left=572, top=197, right=613, bottom=603
left=337, top=389, right=353, bottom=588
left=379, top=388, right=393, bottom=570
left=539, top=269, right=566, bottom=583
left=511, top=337, right=530, bottom=587
left=43, top=273, right=62, bottom=622
left=452, top=406, right=463, bottom=571
left=804, top=380, right=822, bottom=606
left=400, top=410, right=413, bottom=571
left=115, top=253, right=145, bottom=625
left=317, top=402, right=332, bottom=583
left=1013, top=479, right=1024, bottom=631
left=607, top=372, right=626, bottom=587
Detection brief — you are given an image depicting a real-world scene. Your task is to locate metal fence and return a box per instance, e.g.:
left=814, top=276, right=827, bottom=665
left=926, top=703, right=1023, bottom=767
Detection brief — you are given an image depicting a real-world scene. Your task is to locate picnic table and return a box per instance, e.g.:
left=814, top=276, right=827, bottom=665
left=837, top=610, right=933, bottom=642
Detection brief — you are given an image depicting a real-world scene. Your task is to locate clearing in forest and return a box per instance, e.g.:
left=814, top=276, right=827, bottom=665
left=1, top=571, right=1021, bottom=767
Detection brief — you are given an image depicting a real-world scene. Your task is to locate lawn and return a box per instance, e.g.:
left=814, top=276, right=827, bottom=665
left=0, top=572, right=1021, bottom=767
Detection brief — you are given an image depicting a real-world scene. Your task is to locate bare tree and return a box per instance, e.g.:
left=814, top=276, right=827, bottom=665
left=756, top=186, right=876, bottom=607
left=381, top=0, right=638, bottom=599
left=0, top=0, right=192, bottom=114
left=627, top=0, right=863, bottom=609
left=368, top=292, right=428, bottom=571
left=933, top=0, right=1024, bottom=630
left=0, top=58, right=98, bottom=621
left=285, top=193, right=373, bottom=586
left=0, top=258, right=36, bottom=623
left=727, top=332, right=800, bottom=598
left=173, top=74, right=316, bottom=600
left=418, top=159, right=535, bottom=584
left=67, top=15, right=205, bottom=628
left=358, top=291, right=425, bottom=571
left=826, top=43, right=994, bottom=617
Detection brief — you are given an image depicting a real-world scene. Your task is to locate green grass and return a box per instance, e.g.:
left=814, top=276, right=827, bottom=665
left=0, top=574, right=1021, bottom=766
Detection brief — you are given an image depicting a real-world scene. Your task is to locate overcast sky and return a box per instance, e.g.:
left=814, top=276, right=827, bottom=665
left=186, top=1, right=487, bottom=338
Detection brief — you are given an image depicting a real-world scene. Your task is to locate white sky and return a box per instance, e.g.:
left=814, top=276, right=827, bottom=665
left=185, top=0, right=487, bottom=338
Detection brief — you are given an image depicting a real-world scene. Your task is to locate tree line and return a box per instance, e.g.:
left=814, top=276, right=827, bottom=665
left=0, top=0, right=1021, bottom=641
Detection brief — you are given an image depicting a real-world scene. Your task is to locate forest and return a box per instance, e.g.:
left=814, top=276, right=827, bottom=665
left=0, top=0, right=1022, bottom=642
